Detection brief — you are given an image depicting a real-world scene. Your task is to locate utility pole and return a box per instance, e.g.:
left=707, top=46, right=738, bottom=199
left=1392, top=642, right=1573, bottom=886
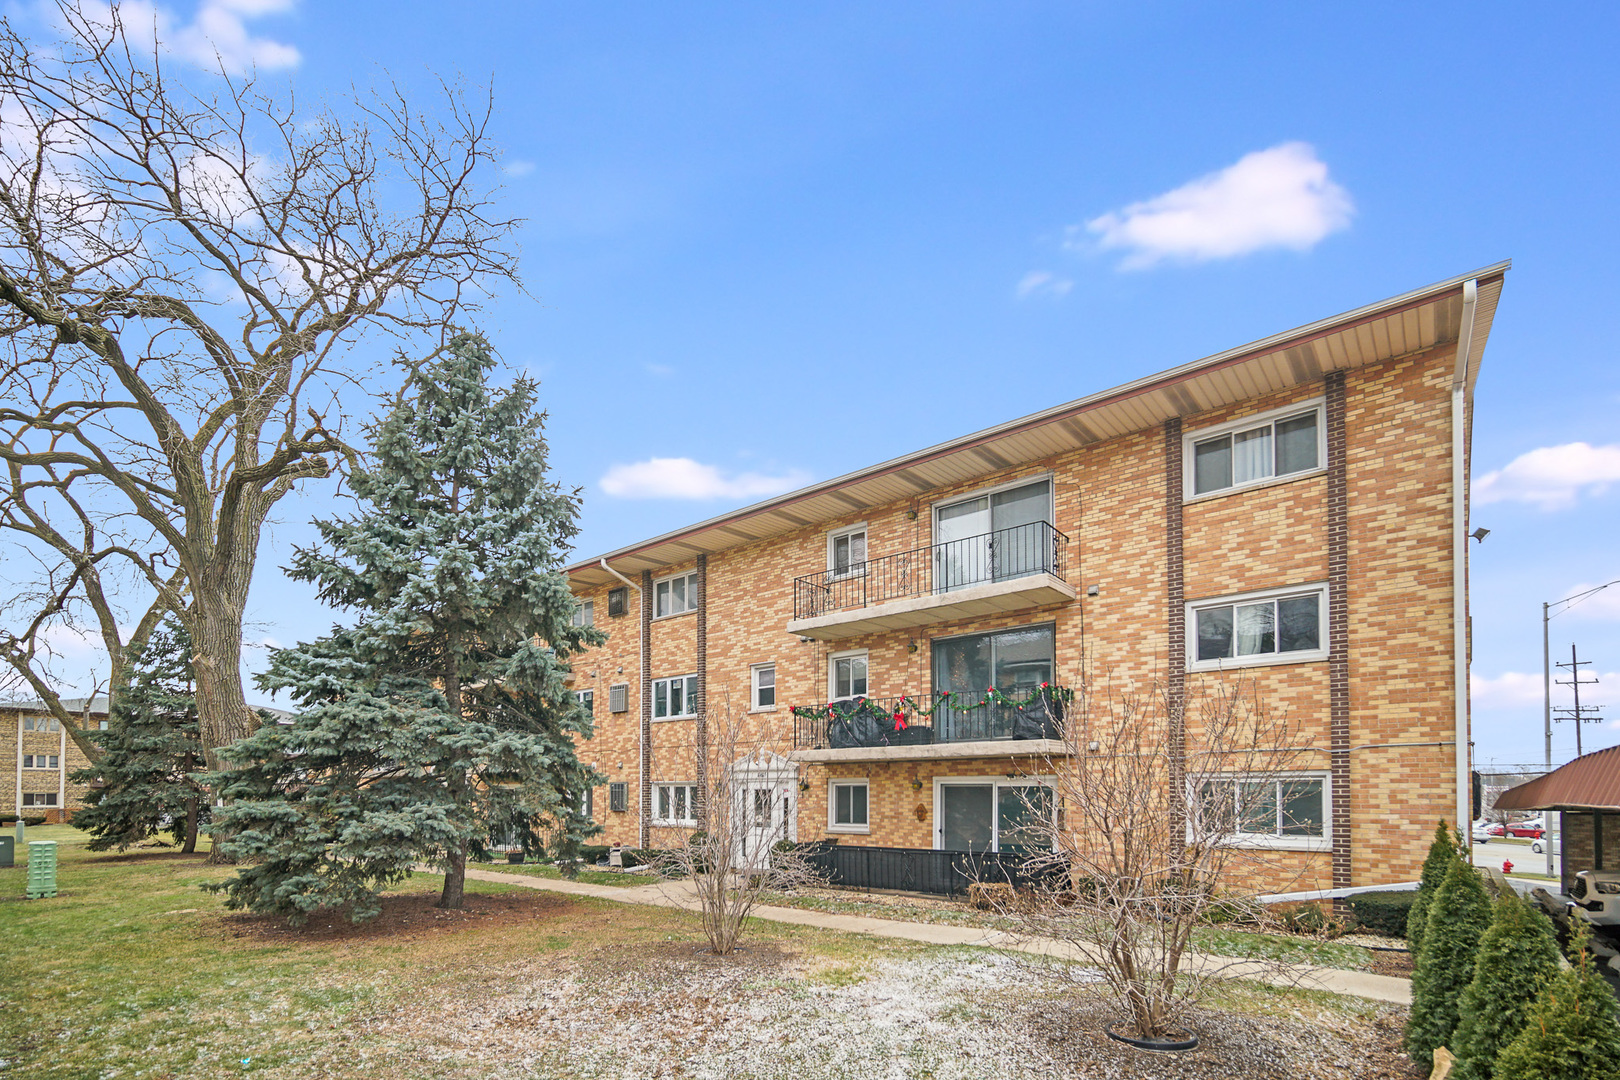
left=1554, top=643, right=1604, bottom=758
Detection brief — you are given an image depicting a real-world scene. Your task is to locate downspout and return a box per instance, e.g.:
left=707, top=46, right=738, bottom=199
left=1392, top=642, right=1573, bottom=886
left=599, top=558, right=646, bottom=848
left=1451, top=279, right=1479, bottom=843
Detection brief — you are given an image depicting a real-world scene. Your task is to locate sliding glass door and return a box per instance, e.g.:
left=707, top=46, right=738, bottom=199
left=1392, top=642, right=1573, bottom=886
left=933, top=479, right=1052, bottom=592
left=937, top=780, right=1053, bottom=854
left=932, top=624, right=1054, bottom=741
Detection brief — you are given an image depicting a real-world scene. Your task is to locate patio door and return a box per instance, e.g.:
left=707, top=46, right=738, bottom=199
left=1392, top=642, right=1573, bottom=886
left=933, top=479, right=1052, bottom=593
left=936, top=779, right=1053, bottom=854
left=939, top=784, right=994, bottom=852
left=934, top=497, right=990, bottom=593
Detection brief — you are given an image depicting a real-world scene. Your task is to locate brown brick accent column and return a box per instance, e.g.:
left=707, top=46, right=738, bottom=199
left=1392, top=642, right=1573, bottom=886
left=640, top=568, right=653, bottom=848
left=1164, top=419, right=1186, bottom=822
left=1326, top=371, right=1352, bottom=888
left=695, top=553, right=708, bottom=826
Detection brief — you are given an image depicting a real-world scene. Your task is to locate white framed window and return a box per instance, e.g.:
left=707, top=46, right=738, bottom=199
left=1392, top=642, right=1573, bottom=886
left=652, top=674, right=699, bottom=720
left=1197, top=773, right=1331, bottom=851
left=1184, top=400, right=1325, bottom=499
left=581, top=786, right=594, bottom=821
left=571, top=601, right=595, bottom=628
left=653, top=783, right=700, bottom=826
left=22, top=792, right=58, bottom=807
left=1188, top=583, right=1328, bottom=671
left=21, top=716, right=60, bottom=733
left=827, top=524, right=867, bottom=577
left=750, top=663, right=777, bottom=711
left=828, top=780, right=869, bottom=832
left=829, top=651, right=868, bottom=700
left=654, top=571, right=700, bottom=619
left=21, top=755, right=59, bottom=770
left=575, top=689, right=595, bottom=714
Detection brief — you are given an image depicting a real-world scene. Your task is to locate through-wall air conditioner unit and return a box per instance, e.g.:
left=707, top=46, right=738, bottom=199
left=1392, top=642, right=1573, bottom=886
left=609, top=683, right=630, bottom=714
left=607, top=586, right=628, bottom=617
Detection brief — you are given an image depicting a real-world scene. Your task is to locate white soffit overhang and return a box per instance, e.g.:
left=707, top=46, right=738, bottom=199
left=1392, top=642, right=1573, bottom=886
left=569, top=262, right=1509, bottom=587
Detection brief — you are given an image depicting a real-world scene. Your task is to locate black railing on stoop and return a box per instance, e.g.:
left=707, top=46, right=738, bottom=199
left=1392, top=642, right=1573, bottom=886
left=790, top=684, right=1067, bottom=752
left=791, top=520, right=1069, bottom=621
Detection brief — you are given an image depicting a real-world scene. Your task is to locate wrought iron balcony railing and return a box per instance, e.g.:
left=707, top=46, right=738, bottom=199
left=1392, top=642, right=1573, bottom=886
left=791, top=520, right=1069, bottom=622
left=790, top=685, right=1068, bottom=752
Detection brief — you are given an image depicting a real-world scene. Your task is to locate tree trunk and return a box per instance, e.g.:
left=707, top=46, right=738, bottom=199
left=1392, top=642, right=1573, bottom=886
left=437, top=625, right=468, bottom=909
left=439, top=839, right=467, bottom=909
left=181, top=796, right=198, bottom=854
left=191, top=583, right=259, bottom=864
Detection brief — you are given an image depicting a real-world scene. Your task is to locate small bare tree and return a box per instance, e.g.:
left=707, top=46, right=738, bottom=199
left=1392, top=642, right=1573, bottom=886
left=0, top=5, right=518, bottom=777
left=1014, top=673, right=1315, bottom=1042
left=653, top=704, right=823, bottom=955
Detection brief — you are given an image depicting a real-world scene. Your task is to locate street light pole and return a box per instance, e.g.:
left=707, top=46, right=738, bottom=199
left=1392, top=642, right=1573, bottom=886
left=1541, top=578, right=1620, bottom=878
left=1543, top=600, right=1552, bottom=877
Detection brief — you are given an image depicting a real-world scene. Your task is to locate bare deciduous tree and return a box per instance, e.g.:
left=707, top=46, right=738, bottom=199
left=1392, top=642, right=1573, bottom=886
left=653, top=705, right=823, bottom=955
left=0, top=4, right=518, bottom=775
left=1013, top=674, right=1316, bottom=1042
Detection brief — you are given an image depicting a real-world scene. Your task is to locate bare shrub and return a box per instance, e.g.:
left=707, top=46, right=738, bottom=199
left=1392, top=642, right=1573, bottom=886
left=652, top=705, right=823, bottom=955
left=1011, top=673, right=1316, bottom=1041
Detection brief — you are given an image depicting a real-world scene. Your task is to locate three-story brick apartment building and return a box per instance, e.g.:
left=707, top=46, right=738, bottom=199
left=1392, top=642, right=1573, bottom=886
left=564, top=264, right=1508, bottom=893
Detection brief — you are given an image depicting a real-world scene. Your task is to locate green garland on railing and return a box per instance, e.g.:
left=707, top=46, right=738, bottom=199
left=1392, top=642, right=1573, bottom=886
left=790, top=683, right=1073, bottom=731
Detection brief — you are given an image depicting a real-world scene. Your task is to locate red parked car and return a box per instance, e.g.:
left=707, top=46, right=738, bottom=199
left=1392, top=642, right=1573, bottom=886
left=1503, top=819, right=1545, bottom=839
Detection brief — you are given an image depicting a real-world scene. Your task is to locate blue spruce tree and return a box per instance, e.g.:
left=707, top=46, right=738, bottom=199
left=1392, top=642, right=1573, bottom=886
left=69, top=618, right=209, bottom=852
left=209, top=333, right=605, bottom=922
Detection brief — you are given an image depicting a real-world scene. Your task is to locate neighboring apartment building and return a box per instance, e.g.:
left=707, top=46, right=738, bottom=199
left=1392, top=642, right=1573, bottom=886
left=1, top=697, right=110, bottom=823
left=564, top=263, right=1508, bottom=893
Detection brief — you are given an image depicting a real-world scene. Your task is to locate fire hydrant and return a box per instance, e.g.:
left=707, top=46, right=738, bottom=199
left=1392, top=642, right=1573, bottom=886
left=1503, top=859, right=1514, bottom=874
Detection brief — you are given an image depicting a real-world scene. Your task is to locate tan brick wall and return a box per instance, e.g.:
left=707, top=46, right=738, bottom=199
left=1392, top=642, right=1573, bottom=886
left=1, top=710, right=101, bottom=823
left=568, top=344, right=1463, bottom=889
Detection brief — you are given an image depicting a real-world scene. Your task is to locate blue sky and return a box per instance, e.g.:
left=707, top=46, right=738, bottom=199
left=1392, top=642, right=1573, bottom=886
left=15, top=2, right=1620, bottom=769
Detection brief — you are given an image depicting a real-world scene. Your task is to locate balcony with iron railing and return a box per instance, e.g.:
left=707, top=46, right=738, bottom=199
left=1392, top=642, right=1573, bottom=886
left=788, top=685, right=1070, bottom=762
left=786, top=520, right=1074, bottom=641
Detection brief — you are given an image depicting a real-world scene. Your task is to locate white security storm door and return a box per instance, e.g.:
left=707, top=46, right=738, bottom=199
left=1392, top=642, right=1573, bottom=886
left=730, top=753, right=796, bottom=870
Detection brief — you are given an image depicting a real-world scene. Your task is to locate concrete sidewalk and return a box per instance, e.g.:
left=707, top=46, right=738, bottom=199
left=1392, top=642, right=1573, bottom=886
left=464, top=866, right=1412, bottom=1006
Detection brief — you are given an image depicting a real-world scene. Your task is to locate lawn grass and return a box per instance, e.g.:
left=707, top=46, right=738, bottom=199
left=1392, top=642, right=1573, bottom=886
left=1, top=827, right=1407, bottom=1078
left=1193, top=927, right=1376, bottom=971
left=0, top=825, right=934, bottom=1079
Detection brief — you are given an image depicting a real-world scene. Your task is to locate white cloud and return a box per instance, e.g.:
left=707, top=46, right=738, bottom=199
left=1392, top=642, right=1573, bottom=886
left=1474, top=442, right=1620, bottom=510
left=1080, top=142, right=1352, bottom=269
left=643, top=362, right=675, bottom=378
left=1016, top=271, right=1073, bottom=300
left=1471, top=671, right=1549, bottom=709
left=600, top=457, right=811, bottom=500
left=68, top=0, right=300, bottom=73
left=1473, top=670, right=1620, bottom=710
left=503, top=160, right=536, bottom=177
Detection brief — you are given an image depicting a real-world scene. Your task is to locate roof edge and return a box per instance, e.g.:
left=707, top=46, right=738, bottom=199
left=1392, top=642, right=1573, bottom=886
left=570, top=260, right=1512, bottom=574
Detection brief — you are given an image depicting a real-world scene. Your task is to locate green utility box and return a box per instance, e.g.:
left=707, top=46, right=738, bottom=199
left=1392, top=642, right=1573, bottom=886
left=0, top=835, right=13, bottom=867
left=26, top=840, right=58, bottom=899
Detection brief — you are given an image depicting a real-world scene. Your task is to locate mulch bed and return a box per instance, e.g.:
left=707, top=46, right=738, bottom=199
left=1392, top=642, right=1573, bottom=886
left=222, top=889, right=585, bottom=945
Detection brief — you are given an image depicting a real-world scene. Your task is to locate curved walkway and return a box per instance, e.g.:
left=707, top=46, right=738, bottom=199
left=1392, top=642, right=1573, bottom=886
left=463, top=866, right=1412, bottom=1006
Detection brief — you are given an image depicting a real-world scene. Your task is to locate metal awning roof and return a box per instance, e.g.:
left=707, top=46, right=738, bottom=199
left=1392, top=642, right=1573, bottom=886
left=1495, top=745, right=1620, bottom=813
left=569, top=261, right=1510, bottom=587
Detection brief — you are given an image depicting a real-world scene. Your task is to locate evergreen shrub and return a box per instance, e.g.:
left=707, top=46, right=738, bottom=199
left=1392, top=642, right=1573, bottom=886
left=1347, top=890, right=1417, bottom=937
left=1451, top=894, right=1562, bottom=1080
left=1492, top=926, right=1620, bottom=1080
left=1406, top=855, right=1493, bottom=1070
left=1409, top=820, right=1460, bottom=956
